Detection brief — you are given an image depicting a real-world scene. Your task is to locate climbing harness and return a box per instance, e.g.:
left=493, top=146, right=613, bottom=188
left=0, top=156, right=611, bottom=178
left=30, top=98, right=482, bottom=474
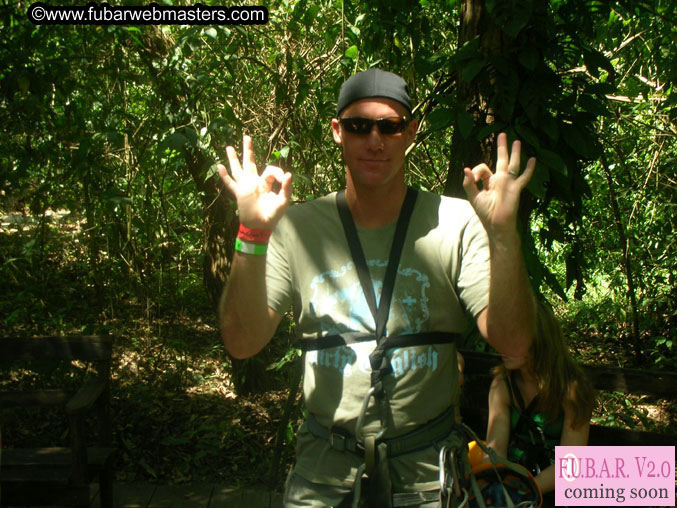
left=439, top=425, right=542, bottom=508
left=297, top=188, right=541, bottom=507
left=299, top=188, right=463, bottom=507
left=506, top=373, right=559, bottom=476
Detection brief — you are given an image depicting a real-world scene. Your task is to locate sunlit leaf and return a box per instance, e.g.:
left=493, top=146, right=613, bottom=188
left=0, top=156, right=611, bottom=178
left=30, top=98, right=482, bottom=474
left=344, top=45, right=358, bottom=59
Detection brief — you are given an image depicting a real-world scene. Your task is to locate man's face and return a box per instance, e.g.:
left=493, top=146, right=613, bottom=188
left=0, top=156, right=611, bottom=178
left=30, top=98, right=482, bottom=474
left=332, top=98, right=417, bottom=192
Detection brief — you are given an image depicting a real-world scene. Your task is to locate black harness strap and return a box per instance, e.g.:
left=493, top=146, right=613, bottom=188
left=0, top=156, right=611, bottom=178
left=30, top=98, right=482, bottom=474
left=336, top=187, right=418, bottom=404
left=329, top=188, right=463, bottom=506
left=336, top=188, right=417, bottom=341
left=299, top=331, right=460, bottom=352
left=305, top=404, right=460, bottom=458
left=300, top=332, right=373, bottom=351
left=506, top=372, right=549, bottom=475
left=508, top=370, right=534, bottom=414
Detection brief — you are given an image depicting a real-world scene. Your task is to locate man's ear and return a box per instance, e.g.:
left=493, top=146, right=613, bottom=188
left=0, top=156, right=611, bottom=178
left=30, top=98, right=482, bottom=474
left=406, top=118, right=418, bottom=146
left=331, top=118, right=342, bottom=145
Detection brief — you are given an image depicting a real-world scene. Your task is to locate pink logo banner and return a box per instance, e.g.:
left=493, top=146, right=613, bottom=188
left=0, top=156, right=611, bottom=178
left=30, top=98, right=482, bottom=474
left=555, top=446, right=675, bottom=506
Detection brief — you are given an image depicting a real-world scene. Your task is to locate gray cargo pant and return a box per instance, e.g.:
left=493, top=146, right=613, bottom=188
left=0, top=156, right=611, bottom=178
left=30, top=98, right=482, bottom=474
left=283, top=470, right=441, bottom=508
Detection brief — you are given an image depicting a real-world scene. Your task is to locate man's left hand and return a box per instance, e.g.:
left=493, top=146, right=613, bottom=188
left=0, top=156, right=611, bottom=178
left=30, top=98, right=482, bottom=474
left=462, top=132, right=536, bottom=235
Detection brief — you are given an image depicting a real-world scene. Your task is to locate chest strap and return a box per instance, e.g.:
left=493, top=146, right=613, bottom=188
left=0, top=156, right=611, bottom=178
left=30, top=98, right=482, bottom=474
left=334, top=188, right=447, bottom=507
left=336, top=188, right=418, bottom=345
left=507, top=371, right=546, bottom=443
left=335, top=188, right=418, bottom=428
left=305, top=404, right=458, bottom=459
left=299, top=331, right=461, bottom=351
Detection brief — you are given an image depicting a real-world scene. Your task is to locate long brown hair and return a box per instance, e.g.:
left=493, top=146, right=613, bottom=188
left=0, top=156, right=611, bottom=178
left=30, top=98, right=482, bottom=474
left=495, top=302, right=596, bottom=428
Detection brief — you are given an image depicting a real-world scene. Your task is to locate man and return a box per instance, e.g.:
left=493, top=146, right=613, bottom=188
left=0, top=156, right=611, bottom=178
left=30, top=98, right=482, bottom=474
left=218, top=68, right=536, bottom=507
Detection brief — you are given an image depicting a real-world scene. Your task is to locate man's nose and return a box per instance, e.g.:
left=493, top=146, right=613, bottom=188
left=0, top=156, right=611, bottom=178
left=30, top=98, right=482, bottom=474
left=366, top=124, right=384, bottom=149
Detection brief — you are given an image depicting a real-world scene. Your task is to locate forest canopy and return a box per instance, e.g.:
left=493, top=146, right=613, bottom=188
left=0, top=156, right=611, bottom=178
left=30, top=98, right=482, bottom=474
left=1, top=0, right=676, bottom=487
left=1, top=0, right=675, bottom=380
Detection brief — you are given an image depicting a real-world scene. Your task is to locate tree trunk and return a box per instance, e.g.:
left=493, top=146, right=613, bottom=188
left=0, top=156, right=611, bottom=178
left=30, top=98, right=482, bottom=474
left=182, top=145, right=276, bottom=396
left=137, top=27, right=280, bottom=396
left=600, top=153, right=642, bottom=362
left=445, top=0, right=542, bottom=297
left=444, top=0, right=505, bottom=197
left=83, top=165, right=104, bottom=306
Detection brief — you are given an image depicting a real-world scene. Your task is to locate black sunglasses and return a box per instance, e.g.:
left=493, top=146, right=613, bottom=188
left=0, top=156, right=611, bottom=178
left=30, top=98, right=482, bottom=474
left=338, top=116, right=410, bottom=135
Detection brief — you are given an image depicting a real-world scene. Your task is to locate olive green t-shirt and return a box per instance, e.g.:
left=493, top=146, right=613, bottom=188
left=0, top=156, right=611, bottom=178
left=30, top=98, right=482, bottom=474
left=266, top=190, right=490, bottom=490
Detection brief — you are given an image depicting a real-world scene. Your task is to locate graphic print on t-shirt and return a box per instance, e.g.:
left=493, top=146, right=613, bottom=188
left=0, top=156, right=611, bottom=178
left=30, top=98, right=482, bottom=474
left=306, top=259, right=437, bottom=379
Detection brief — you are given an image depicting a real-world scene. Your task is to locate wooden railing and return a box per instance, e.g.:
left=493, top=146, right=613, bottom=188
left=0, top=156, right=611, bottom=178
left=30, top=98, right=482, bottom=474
left=0, top=335, right=116, bottom=508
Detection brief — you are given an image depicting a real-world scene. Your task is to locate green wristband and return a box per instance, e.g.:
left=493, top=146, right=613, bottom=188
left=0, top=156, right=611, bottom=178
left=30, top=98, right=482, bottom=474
left=235, top=238, right=268, bottom=255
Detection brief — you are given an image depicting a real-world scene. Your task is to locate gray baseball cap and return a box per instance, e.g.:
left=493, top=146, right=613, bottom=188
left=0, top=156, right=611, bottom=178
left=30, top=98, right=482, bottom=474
left=336, top=68, right=412, bottom=117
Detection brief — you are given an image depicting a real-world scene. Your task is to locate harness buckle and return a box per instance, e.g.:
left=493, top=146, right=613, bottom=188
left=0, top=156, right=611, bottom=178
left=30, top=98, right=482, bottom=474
left=329, top=431, right=347, bottom=452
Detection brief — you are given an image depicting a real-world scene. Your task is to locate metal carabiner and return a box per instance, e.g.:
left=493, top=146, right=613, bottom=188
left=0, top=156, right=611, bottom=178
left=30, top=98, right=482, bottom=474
left=439, top=446, right=450, bottom=495
left=439, top=446, right=462, bottom=501
left=449, top=448, right=462, bottom=499
left=354, top=386, right=385, bottom=442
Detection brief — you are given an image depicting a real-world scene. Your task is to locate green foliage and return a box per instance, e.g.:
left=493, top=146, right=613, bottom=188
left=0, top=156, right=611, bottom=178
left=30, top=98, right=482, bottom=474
left=0, top=0, right=674, bottom=461
left=592, top=392, right=657, bottom=433
left=427, top=0, right=676, bottom=369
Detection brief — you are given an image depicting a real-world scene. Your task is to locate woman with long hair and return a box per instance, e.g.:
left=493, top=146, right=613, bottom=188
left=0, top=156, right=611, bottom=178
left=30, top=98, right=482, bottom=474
left=486, top=301, right=596, bottom=504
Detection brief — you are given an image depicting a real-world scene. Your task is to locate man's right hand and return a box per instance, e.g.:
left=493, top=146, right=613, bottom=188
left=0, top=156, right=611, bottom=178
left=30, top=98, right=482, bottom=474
left=218, top=135, right=292, bottom=229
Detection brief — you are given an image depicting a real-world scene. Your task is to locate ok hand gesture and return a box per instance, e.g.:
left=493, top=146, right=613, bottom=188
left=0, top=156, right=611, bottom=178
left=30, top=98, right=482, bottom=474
left=462, top=133, right=536, bottom=235
left=218, top=135, right=292, bottom=229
